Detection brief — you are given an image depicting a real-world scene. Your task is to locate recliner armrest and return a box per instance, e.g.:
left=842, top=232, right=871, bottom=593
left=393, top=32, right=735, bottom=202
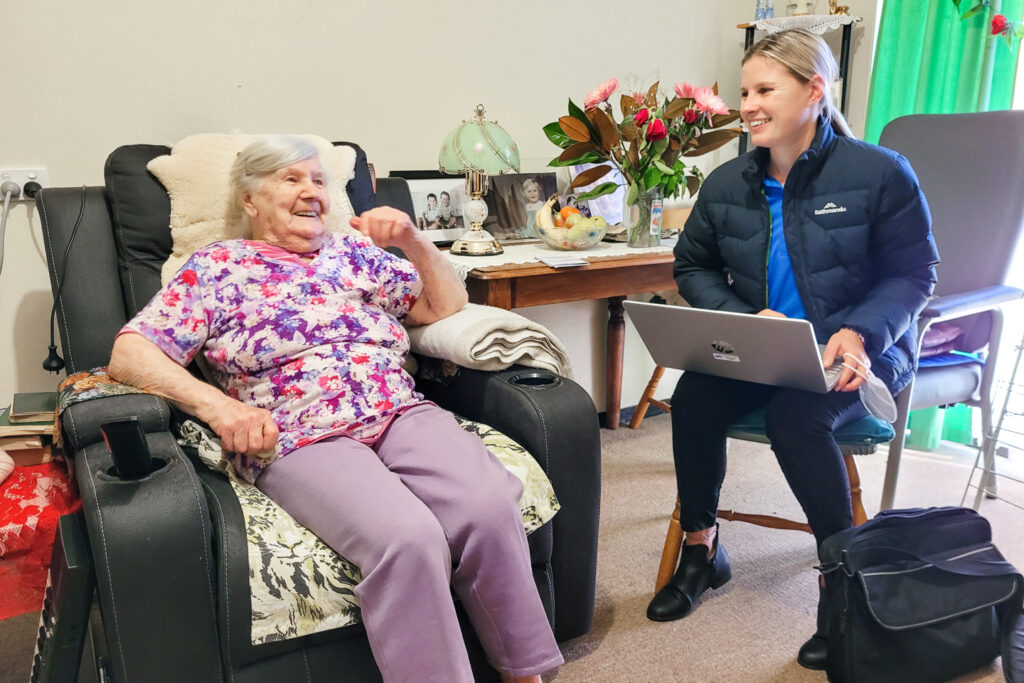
left=60, top=393, right=172, bottom=452
left=921, top=285, right=1023, bottom=322
left=62, top=390, right=222, bottom=681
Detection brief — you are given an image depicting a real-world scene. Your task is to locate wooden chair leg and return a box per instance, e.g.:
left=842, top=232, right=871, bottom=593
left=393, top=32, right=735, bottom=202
left=655, top=454, right=870, bottom=594
left=630, top=366, right=667, bottom=430
left=843, top=453, right=868, bottom=526
left=716, top=509, right=811, bottom=533
left=655, top=497, right=684, bottom=592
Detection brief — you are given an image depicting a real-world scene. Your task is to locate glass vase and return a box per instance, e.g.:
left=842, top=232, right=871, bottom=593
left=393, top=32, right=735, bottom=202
left=624, top=187, right=664, bottom=248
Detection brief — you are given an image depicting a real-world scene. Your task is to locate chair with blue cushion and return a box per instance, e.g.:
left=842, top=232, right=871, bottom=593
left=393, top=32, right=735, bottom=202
left=646, top=402, right=894, bottom=591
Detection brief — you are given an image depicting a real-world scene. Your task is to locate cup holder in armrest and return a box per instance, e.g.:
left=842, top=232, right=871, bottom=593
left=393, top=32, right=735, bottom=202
left=102, top=457, right=170, bottom=481
left=507, top=371, right=562, bottom=389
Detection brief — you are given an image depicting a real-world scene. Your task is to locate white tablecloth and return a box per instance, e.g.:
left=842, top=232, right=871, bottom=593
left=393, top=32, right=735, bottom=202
left=445, top=238, right=677, bottom=281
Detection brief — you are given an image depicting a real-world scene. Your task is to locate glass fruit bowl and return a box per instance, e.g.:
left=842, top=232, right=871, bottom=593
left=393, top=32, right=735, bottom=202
left=535, top=221, right=607, bottom=251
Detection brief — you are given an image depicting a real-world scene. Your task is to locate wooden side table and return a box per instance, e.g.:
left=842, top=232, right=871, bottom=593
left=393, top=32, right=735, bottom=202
left=463, top=250, right=676, bottom=429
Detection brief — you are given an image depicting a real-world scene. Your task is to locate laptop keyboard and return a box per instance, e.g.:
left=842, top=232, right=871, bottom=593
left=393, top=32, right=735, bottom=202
left=823, top=362, right=844, bottom=391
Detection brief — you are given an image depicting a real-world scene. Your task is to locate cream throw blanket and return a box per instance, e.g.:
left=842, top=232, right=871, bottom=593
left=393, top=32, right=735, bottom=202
left=408, top=304, right=572, bottom=378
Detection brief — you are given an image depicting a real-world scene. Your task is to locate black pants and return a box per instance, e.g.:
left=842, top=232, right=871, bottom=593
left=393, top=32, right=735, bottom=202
left=671, top=372, right=868, bottom=549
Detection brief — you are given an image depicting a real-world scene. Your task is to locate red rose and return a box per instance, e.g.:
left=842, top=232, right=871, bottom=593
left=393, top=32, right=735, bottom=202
left=634, top=108, right=650, bottom=126
left=683, top=109, right=699, bottom=124
left=645, top=118, right=668, bottom=141
left=992, top=13, right=1009, bottom=34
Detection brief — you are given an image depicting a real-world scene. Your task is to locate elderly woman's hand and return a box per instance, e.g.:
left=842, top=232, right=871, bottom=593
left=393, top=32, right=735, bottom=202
left=204, top=395, right=280, bottom=457
left=350, top=207, right=429, bottom=251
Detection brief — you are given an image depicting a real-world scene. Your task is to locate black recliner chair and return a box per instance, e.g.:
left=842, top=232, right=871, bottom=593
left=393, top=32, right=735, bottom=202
left=34, top=141, right=601, bottom=682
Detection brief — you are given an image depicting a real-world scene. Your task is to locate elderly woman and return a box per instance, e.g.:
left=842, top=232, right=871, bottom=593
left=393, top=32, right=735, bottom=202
left=108, top=136, right=563, bottom=683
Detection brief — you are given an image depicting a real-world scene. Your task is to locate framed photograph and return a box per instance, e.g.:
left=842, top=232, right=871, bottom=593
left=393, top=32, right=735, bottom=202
left=480, top=172, right=558, bottom=242
left=389, top=170, right=467, bottom=245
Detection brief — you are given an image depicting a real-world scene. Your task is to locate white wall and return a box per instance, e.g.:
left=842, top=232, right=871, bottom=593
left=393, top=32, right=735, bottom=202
left=0, top=0, right=878, bottom=414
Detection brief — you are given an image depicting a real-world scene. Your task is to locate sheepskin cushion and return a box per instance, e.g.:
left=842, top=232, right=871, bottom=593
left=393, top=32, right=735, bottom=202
left=147, top=133, right=359, bottom=284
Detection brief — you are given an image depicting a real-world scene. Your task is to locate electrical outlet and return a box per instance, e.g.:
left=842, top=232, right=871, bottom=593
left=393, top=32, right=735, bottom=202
left=0, top=168, right=50, bottom=201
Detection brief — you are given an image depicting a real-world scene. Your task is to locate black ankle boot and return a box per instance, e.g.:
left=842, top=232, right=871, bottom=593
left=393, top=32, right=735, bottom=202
left=647, top=525, right=731, bottom=622
left=798, top=581, right=828, bottom=670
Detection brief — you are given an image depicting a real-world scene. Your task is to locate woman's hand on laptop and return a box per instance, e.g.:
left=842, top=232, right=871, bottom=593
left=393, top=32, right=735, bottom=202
left=822, top=329, right=870, bottom=392
left=756, top=308, right=787, bottom=318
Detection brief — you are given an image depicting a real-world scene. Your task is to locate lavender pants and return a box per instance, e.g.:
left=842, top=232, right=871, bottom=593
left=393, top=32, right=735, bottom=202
left=256, top=403, right=563, bottom=682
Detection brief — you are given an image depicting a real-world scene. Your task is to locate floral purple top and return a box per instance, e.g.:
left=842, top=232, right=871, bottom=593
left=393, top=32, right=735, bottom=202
left=122, top=233, right=425, bottom=481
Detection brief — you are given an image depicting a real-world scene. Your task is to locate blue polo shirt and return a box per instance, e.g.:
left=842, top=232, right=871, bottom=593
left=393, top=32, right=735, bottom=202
left=763, top=176, right=807, bottom=319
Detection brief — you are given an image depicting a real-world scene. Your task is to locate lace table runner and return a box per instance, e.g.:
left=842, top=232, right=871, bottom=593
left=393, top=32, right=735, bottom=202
left=445, top=238, right=676, bottom=281
left=752, top=14, right=862, bottom=35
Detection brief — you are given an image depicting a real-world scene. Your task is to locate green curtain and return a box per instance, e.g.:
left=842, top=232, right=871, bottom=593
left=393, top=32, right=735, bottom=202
left=864, top=0, right=1022, bottom=143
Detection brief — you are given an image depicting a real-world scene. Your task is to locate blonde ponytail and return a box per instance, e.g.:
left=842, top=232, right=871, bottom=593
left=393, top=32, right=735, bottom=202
left=743, top=29, right=855, bottom=138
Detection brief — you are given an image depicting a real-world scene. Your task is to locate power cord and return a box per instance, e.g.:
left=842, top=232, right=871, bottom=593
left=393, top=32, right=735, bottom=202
left=42, top=186, right=87, bottom=373
left=0, top=180, right=21, bottom=278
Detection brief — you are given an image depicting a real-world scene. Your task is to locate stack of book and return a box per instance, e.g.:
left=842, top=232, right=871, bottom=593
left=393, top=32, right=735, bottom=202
left=1, top=392, right=57, bottom=467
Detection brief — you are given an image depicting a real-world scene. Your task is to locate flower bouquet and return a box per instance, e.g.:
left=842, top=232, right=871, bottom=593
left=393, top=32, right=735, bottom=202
left=543, top=78, right=742, bottom=246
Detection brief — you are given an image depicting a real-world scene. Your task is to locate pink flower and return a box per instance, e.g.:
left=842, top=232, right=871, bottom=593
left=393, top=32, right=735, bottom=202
left=584, top=78, right=618, bottom=109
left=992, top=13, right=1010, bottom=34
left=634, top=108, right=651, bottom=126
left=645, top=119, right=668, bottom=141
left=673, top=82, right=695, bottom=99
left=683, top=109, right=699, bottom=124
left=693, top=86, right=730, bottom=116
left=631, top=91, right=645, bottom=105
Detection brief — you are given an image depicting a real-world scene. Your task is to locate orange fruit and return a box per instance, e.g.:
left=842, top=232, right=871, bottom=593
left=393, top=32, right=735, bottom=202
left=559, top=206, right=581, bottom=220
left=553, top=213, right=565, bottom=228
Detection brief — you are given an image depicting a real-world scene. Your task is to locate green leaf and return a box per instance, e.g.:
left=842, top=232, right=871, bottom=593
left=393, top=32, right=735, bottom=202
left=642, top=166, right=663, bottom=189
left=952, top=0, right=962, bottom=9
left=663, top=174, right=680, bottom=199
left=568, top=98, right=589, bottom=124
left=576, top=182, right=620, bottom=202
left=961, top=2, right=987, bottom=19
left=548, top=152, right=603, bottom=167
left=653, top=159, right=675, bottom=176
left=543, top=122, right=573, bottom=149
left=627, top=182, right=638, bottom=205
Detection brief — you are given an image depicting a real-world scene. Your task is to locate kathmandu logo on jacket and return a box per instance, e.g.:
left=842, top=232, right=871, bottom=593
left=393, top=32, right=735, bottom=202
left=814, top=201, right=848, bottom=215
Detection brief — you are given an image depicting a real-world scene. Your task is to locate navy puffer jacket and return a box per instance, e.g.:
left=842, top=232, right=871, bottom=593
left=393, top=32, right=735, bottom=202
left=673, top=121, right=940, bottom=395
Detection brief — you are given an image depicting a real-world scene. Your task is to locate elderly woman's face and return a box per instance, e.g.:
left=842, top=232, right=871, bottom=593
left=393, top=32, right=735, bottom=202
left=242, top=157, right=330, bottom=252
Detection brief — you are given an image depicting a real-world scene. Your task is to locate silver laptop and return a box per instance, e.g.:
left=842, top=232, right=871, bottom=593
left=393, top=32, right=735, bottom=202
left=624, top=300, right=830, bottom=393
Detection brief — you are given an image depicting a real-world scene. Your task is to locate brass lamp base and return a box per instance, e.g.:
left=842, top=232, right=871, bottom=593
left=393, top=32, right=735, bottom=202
left=450, top=228, right=503, bottom=256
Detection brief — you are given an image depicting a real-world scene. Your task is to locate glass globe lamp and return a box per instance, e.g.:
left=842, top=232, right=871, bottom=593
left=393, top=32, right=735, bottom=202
left=438, top=104, right=520, bottom=256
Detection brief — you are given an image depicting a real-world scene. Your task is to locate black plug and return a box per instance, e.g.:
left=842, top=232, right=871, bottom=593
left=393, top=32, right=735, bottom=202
left=43, top=345, right=65, bottom=373
left=23, top=181, right=42, bottom=199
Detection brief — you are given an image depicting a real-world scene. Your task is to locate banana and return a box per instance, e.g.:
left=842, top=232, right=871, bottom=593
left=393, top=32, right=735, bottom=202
left=534, top=193, right=559, bottom=230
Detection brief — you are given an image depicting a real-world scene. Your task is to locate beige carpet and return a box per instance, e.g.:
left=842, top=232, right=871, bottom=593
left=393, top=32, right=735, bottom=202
left=547, top=413, right=1020, bottom=683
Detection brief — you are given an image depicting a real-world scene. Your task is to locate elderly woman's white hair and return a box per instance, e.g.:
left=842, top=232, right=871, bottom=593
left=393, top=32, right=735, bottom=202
left=230, top=135, right=330, bottom=233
